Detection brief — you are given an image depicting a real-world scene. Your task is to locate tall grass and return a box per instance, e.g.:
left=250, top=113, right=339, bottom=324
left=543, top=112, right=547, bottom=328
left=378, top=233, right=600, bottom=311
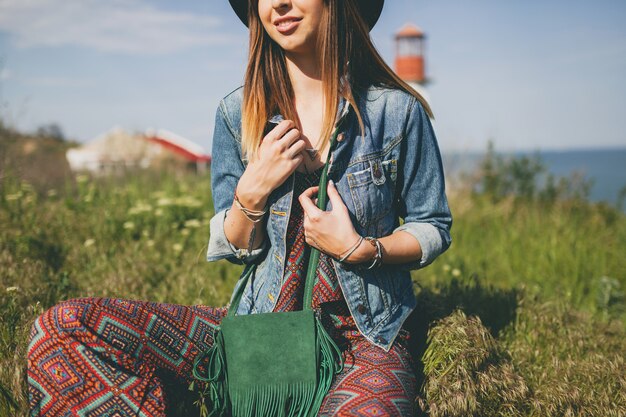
left=1, top=170, right=237, bottom=415
left=417, top=143, right=626, bottom=323
left=416, top=193, right=626, bottom=322
left=1, top=141, right=625, bottom=416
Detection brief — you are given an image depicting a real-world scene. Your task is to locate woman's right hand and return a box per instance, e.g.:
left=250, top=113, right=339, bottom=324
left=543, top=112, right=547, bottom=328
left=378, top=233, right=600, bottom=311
left=236, top=120, right=306, bottom=209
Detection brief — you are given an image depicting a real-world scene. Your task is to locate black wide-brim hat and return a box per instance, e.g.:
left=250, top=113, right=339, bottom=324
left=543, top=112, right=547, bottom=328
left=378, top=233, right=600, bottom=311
left=228, top=0, right=384, bottom=30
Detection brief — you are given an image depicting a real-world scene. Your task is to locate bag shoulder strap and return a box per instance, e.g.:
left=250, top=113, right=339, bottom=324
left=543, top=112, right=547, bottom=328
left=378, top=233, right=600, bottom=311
left=302, top=132, right=337, bottom=310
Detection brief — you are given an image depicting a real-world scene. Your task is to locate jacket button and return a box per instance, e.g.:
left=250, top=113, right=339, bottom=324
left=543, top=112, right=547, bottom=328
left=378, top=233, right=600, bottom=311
left=357, top=304, right=366, bottom=315
left=376, top=336, right=387, bottom=345
left=372, top=162, right=382, bottom=179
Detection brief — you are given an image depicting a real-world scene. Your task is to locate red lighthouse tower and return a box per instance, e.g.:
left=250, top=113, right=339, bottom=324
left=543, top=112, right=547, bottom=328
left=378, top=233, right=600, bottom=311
left=394, top=24, right=427, bottom=85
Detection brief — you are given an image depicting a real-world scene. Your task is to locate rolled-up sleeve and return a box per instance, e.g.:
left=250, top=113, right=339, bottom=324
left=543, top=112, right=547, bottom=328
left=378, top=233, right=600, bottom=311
left=206, top=101, right=268, bottom=265
left=393, top=97, right=452, bottom=270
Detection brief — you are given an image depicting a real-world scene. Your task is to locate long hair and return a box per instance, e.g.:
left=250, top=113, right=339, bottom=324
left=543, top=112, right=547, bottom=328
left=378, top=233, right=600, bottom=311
left=241, top=0, right=433, bottom=161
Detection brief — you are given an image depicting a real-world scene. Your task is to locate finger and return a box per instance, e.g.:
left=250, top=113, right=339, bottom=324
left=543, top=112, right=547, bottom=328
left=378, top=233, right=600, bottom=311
left=291, top=153, right=304, bottom=167
left=287, top=138, right=306, bottom=157
left=300, top=186, right=319, bottom=200
left=299, top=187, right=322, bottom=217
left=326, top=180, right=347, bottom=211
left=277, top=128, right=301, bottom=150
left=265, top=120, right=296, bottom=141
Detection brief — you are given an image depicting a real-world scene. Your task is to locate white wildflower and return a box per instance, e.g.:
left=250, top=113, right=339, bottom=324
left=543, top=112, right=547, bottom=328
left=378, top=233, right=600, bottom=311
left=184, top=219, right=201, bottom=228
left=157, top=198, right=173, bottom=207
left=128, top=202, right=153, bottom=215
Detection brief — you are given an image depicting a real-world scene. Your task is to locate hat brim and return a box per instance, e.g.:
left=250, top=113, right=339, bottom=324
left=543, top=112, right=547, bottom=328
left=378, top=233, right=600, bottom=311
left=228, top=0, right=384, bottom=31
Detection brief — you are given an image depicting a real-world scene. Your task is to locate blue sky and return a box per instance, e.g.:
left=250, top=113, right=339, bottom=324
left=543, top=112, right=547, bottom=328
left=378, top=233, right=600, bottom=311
left=1, top=0, right=625, bottom=153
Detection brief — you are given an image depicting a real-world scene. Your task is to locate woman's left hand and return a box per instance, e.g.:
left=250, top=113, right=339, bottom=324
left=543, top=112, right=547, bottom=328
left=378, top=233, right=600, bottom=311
left=298, top=180, right=360, bottom=258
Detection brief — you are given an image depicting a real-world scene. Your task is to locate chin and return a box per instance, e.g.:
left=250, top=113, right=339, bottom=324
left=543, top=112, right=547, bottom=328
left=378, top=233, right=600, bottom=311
left=274, top=38, right=313, bottom=55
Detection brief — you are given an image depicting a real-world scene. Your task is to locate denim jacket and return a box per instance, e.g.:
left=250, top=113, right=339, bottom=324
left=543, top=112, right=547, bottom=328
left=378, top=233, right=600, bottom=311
left=207, top=85, right=452, bottom=351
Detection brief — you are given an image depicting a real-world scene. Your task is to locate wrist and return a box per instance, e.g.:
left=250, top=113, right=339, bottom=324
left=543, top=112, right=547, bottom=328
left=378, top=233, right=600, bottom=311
left=344, top=236, right=376, bottom=264
left=236, top=173, right=269, bottom=211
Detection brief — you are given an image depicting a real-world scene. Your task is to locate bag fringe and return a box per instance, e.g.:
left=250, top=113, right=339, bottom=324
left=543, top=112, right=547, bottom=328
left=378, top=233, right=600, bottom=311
left=310, top=317, right=344, bottom=416
left=192, top=329, right=229, bottom=417
left=230, top=381, right=315, bottom=417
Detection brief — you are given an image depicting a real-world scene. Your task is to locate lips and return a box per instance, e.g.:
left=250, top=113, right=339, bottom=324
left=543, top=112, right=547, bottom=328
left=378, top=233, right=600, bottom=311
left=274, top=16, right=303, bottom=34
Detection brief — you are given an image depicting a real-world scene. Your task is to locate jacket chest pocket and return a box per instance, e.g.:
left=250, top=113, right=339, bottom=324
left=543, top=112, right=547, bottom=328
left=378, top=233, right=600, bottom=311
left=346, top=158, right=397, bottom=234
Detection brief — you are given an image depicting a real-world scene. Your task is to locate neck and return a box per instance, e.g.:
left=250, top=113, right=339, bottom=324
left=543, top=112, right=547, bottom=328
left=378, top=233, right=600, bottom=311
left=285, top=51, right=324, bottom=106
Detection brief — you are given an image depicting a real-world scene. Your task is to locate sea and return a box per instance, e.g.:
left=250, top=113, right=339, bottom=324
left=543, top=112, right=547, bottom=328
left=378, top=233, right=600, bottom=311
left=442, top=148, right=626, bottom=207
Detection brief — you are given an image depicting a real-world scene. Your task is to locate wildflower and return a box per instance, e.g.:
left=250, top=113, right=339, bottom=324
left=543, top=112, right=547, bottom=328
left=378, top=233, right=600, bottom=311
left=157, top=198, right=173, bottom=207
left=6, top=286, right=19, bottom=292
left=20, top=181, right=34, bottom=192
left=128, top=202, right=153, bottom=215
left=175, top=196, right=202, bottom=208
left=6, top=192, right=22, bottom=201
left=84, top=239, right=96, bottom=247
left=123, top=221, right=135, bottom=230
left=443, top=264, right=452, bottom=273
left=181, top=229, right=190, bottom=236
left=452, top=268, right=461, bottom=277
left=184, top=219, right=201, bottom=228
left=173, top=243, right=183, bottom=252
left=147, top=240, right=155, bottom=247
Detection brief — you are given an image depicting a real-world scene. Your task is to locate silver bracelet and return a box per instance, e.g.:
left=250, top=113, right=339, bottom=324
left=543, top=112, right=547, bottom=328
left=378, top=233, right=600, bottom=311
left=363, top=237, right=383, bottom=269
left=338, top=236, right=364, bottom=263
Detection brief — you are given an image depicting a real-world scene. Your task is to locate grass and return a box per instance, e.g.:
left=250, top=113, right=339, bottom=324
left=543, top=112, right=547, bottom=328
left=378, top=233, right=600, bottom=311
left=1, top=129, right=625, bottom=416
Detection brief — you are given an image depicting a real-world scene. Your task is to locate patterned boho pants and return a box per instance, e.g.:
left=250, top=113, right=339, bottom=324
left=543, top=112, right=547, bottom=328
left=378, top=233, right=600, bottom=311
left=27, top=297, right=417, bottom=416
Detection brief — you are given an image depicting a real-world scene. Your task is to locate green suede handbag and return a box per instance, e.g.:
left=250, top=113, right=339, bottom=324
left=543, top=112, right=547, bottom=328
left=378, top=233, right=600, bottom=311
left=193, top=126, right=345, bottom=417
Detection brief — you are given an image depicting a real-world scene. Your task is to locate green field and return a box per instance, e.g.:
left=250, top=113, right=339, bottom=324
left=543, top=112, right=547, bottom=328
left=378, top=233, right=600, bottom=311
left=1, top=128, right=625, bottom=416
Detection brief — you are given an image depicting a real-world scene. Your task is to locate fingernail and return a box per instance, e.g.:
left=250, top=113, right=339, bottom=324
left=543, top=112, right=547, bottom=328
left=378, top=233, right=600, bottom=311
left=329, top=180, right=334, bottom=186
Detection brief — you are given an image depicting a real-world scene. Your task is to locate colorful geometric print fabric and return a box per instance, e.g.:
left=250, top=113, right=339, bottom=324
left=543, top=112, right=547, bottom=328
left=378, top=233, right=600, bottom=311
left=318, top=335, right=417, bottom=416
left=27, top=297, right=417, bottom=416
left=27, top=298, right=227, bottom=416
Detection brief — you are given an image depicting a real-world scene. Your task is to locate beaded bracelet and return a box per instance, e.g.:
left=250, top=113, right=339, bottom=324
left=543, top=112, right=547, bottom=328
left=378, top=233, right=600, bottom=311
left=234, top=191, right=267, bottom=223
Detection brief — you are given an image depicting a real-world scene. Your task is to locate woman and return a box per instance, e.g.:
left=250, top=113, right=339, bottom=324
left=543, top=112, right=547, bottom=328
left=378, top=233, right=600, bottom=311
left=27, top=0, right=451, bottom=415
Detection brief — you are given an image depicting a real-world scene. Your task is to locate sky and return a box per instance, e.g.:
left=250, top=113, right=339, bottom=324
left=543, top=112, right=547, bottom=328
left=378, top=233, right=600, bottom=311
left=0, top=0, right=625, bottom=153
